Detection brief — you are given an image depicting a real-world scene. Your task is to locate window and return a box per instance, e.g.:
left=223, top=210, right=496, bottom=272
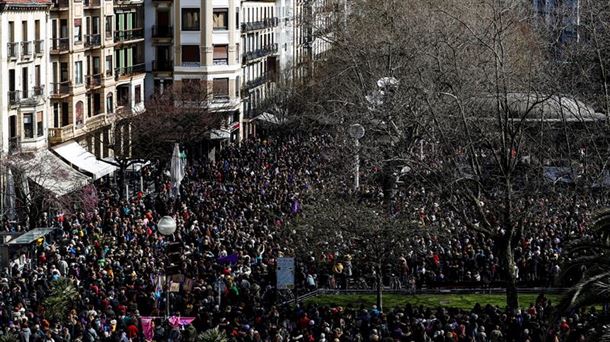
left=9, top=21, right=14, bottom=42
left=213, top=45, right=228, bottom=65
left=213, top=9, right=228, bottom=30
left=182, top=8, right=200, bottom=31
left=36, top=111, right=43, bottom=137
left=22, top=67, right=28, bottom=98
left=23, top=113, right=33, bottom=139
left=22, top=21, right=28, bottom=41
left=35, top=20, right=40, bottom=41
left=181, top=45, right=200, bottom=64
left=74, top=19, right=82, bottom=42
left=105, top=55, right=113, bottom=76
left=75, top=61, right=83, bottom=84
left=135, top=85, right=141, bottom=104
left=105, top=16, right=112, bottom=39
left=106, top=93, right=113, bottom=113
left=75, top=101, right=84, bottom=127
left=213, top=78, right=229, bottom=98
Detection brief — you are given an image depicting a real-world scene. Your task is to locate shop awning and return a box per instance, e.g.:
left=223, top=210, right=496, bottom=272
left=255, top=112, right=282, bottom=125
left=205, top=129, right=231, bottom=140
left=11, top=149, right=90, bottom=197
left=52, top=141, right=117, bottom=180
left=7, top=228, right=57, bottom=245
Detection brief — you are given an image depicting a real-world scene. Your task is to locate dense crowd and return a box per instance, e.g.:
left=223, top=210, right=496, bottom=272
left=0, top=135, right=605, bottom=341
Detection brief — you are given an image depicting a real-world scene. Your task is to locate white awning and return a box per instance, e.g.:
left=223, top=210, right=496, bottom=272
left=10, top=149, right=90, bottom=197
left=205, top=129, right=230, bottom=140
left=255, top=112, right=282, bottom=125
left=52, top=141, right=117, bottom=180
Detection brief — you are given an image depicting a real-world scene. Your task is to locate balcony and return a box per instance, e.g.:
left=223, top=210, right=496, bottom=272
left=85, top=34, right=101, bottom=48
left=8, top=137, right=20, bottom=155
left=243, top=72, right=271, bottom=91
left=83, top=0, right=100, bottom=7
left=33, top=85, right=45, bottom=97
left=34, top=40, right=44, bottom=55
left=86, top=74, right=103, bottom=89
left=241, top=17, right=279, bottom=33
left=49, top=125, right=75, bottom=145
left=50, top=38, right=70, bottom=54
left=8, top=87, right=45, bottom=108
left=7, top=42, right=18, bottom=60
left=8, top=91, right=20, bottom=107
left=152, top=60, right=173, bottom=72
left=243, top=43, right=278, bottom=64
left=20, top=41, right=32, bottom=59
left=51, top=0, right=68, bottom=10
left=114, top=28, right=144, bottom=43
left=50, top=81, right=72, bottom=97
left=152, top=25, right=173, bottom=38
left=86, top=113, right=111, bottom=131
left=115, top=63, right=145, bottom=79
left=114, top=0, right=143, bottom=6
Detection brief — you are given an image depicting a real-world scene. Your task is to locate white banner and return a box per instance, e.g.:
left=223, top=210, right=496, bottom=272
left=276, top=257, right=295, bottom=290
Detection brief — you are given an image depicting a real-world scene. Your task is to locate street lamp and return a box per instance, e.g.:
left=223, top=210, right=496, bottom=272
left=157, top=215, right=176, bottom=318
left=157, top=216, right=177, bottom=236
left=348, top=124, right=365, bottom=191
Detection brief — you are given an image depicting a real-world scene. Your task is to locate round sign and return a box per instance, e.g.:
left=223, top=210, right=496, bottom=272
left=157, top=216, right=177, bottom=236
left=348, top=124, right=365, bottom=140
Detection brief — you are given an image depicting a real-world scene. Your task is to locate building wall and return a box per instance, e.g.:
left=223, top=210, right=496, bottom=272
left=0, top=6, right=51, bottom=155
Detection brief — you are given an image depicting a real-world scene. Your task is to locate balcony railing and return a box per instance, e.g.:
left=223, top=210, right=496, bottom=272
left=8, top=137, right=20, bottom=155
left=243, top=72, right=271, bottom=91
left=33, top=85, right=45, bottom=97
left=51, top=0, right=68, bottom=9
left=152, top=25, right=173, bottom=38
left=8, top=91, right=20, bottom=107
left=34, top=40, right=44, bottom=55
left=243, top=43, right=278, bottom=63
left=49, top=125, right=75, bottom=144
left=114, top=28, right=144, bottom=42
left=50, top=81, right=72, bottom=97
left=213, top=58, right=228, bottom=65
left=85, top=34, right=101, bottom=48
left=51, top=38, right=70, bottom=53
left=86, top=74, right=103, bottom=88
left=241, top=17, right=279, bottom=32
left=83, top=0, right=100, bottom=7
left=20, top=41, right=32, bottom=59
left=7, top=42, right=18, bottom=59
left=152, top=60, right=173, bottom=72
left=115, top=63, right=145, bottom=79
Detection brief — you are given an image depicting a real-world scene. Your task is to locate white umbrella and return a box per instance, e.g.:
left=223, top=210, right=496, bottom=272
left=170, top=143, right=185, bottom=197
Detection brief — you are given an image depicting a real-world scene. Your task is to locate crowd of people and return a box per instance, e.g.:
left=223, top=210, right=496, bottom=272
left=0, top=134, right=605, bottom=341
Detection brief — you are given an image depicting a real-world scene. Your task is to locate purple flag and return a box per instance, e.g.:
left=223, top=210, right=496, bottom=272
left=291, top=199, right=301, bottom=214
left=217, top=253, right=239, bottom=265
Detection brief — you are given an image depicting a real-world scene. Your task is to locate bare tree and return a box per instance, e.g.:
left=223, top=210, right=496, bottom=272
left=282, top=0, right=610, bottom=310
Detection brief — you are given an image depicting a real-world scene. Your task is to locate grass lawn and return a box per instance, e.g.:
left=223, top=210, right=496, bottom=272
left=305, top=293, right=562, bottom=310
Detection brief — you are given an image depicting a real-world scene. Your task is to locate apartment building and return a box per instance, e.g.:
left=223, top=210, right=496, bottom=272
left=239, top=0, right=279, bottom=139
left=0, top=0, right=51, bottom=155
left=48, top=0, right=145, bottom=164
left=145, top=0, right=242, bottom=141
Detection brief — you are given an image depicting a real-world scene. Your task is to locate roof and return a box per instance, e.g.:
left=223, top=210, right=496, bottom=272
left=6, top=228, right=56, bottom=245
left=0, top=0, right=51, bottom=9
left=473, top=93, right=605, bottom=122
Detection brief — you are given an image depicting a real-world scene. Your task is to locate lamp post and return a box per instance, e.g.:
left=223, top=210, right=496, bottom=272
left=348, top=124, right=365, bottom=191
left=157, top=216, right=176, bottom=318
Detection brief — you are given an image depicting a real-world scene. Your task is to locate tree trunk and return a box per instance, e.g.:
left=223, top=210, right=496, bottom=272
left=499, top=239, right=519, bottom=310
left=376, top=265, right=383, bottom=312
left=117, top=168, right=126, bottom=200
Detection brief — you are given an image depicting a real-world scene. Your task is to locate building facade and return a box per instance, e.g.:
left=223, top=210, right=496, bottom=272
left=239, top=0, right=278, bottom=139
left=48, top=0, right=145, bottom=158
left=0, top=0, right=51, bottom=155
